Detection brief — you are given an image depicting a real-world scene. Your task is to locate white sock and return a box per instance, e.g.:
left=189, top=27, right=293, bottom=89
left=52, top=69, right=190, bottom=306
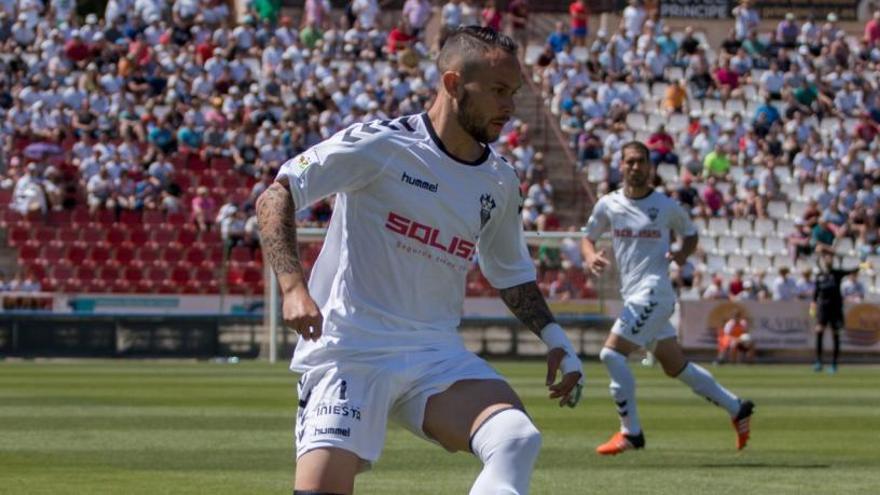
left=469, top=408, right=542, bottom=495
left=600, top=347, right=641, bottom=435
left=677, top=362, right=741, bottom=417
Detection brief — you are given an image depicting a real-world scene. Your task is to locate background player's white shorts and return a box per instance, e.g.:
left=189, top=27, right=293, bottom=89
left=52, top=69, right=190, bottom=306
left=610, top=298, right=676, bottom=348
left=294, top=347, right=503, bottom=468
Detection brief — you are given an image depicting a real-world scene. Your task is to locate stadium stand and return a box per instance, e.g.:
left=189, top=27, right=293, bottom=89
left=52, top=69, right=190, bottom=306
left=0, top=0, right=573, bottom=297
left=532, top=3, right=880, bottom=301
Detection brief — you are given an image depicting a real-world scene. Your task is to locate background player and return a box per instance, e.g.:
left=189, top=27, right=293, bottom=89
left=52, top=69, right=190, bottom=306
left=256, top=27, right=583, bottom=494
left=581, top=141, right=754, bottom=455
left=811, top=251, right=859, bottom=374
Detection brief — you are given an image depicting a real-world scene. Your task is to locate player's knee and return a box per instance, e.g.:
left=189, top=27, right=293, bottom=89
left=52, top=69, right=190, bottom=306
left=600, top=346, right=618, bottom=364
left=471, top=408, right=542, bottom=464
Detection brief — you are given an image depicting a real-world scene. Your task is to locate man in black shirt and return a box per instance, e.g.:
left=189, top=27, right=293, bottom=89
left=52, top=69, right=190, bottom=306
left=810, top=252, right=858, bottom=374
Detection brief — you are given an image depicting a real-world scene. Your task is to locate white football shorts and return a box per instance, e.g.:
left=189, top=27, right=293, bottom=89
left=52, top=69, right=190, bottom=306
left=294, top=346, right=503, bottom=469
left=610, top=298, right=677, bottom=348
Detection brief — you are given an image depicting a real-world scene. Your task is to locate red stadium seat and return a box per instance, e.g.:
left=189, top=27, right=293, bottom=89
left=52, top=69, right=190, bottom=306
left=28, top=265, right=47, bottom=281
left=71, top=208, right=91, bottom=227
left=170, top=267, right=190, bottom=285
left=46, top=210, right=72, bottom=226
left=51, top=266, right=74, bottom=284
left=89, top=246, right=111, bottom=265
left=99, top=266, right=120, bottom=282
left=67, top=245, right=87, bottom=264
left=184, top=248, right=206, bottom=265
left=230, top=246, right=252, bottom=263
left=198, top=175, right=217, bottom=189
left=74, top=266, right=96, bottom=282
left=162, top=248, right=183, bottom=264
left=18, top=244, right=40, bottom=262
left=167, top=212, right=186, bottom=226
left=1, top=209, right=22, bottom=228
left=143, top=210, right=165, bottom=225
left=96, top=209, right=116, bottom=225
left=205, top=245, right=223, bottom=264
left=41, top=244, right=65, bottom=264
left=81, top=227, right=104, bottom=245
left=0, top=188, right=11, bottom=206
left=123, top=267, right=143, bottom=283
left=114, top=246, right=135, bottom=265
left=119, top=210, right=141, bottom=226
left=145, top=267, right=166, bottom=286
left=106, top=227, right=127, bottom=245
left=199, top=230, right=221, bottom=245
left=33, top=228, right=55, bottom=244
left=153, top=227, right=175, bottom=245
left=129, top=229, right=149, bottom=245
left=8, top=226, right=29, bottom=246
left=177, top=228, right=198, bottom=245
left=58, top=228, right=79, bottom=243
left=137, top=246, right=160, bottom=266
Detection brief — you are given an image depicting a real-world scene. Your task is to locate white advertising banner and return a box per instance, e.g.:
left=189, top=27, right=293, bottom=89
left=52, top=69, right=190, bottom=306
left=51, top=294, right=263, bottom=315
left=680, top=300, right=880, bottom=353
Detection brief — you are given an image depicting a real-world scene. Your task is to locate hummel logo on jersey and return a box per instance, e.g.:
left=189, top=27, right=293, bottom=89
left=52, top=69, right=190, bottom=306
left=480, top=194, right=496, bottom=229
left=647, top=207, right=659, bottom=222
left=401, top=171, right=438, bottom=193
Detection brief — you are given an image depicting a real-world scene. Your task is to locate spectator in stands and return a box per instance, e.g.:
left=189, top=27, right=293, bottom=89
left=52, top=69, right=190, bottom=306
left=191, top=185, right=217, bottom=232
left=841, top=271, right=865, bottom=303
left=508, top=0, right=529, bottom=54
left=403, top=0, right=432, bottom=39
left=548, top=270, right=577, bottom=301
left=702, top=275, right=728, bottom=299
left=703, top=143, right=732, bottom=180
left=86, top=166, right=112, bottom=213
left=547, top=21, right=570, bottom=53
left=536, top=204, right=560, bottom=232
left=646, top=125, right=678, bottom=166
left=777, top=12, right=799, bottom=49
left=568, top=0, right=588, bottom=47
left=796, top=267, right=815, bottom=299
left=771, top=266, right=798, bottom=300
left=661, top=79, right=688, bottom=114
left=481, top=0, right=502, bottom=32
left=865, top=11, right=880, bottom=45
left=716, top=310, right=756, bottom=364
left=701, top=176, right=724, bottom=217
left=621, top=0, right=646, bottom=40
left=728, top=269, right=746, bottom=298
left=440, top=0, right=462, bottom=41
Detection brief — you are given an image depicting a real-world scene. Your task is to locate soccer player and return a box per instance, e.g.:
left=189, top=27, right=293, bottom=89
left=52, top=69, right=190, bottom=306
left=256, top=27, right=584, bottom=495
left=811, top=251, right=858, bottom=374
left=581, top=141, right=754, bottom=455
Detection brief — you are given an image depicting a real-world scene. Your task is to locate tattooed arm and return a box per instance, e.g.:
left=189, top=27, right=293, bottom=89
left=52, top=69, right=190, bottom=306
left=500, top=280, right=584, bottom=407
left=255, top=178, right=323, bottom=340
left=498, top=281, right=556, bottom=336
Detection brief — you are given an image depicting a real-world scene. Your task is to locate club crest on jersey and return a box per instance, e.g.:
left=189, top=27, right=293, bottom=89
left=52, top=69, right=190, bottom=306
left=480, top=194, right=496, bottom=229
left=647, top=207, right=659, bottom=222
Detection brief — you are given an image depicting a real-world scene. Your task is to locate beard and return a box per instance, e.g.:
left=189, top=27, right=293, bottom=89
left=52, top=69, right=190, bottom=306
left=456, top=91, right=497, bottom=144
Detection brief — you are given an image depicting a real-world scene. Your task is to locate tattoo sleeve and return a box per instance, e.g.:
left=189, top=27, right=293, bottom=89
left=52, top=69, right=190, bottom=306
left=499, top=281, right=556, bottom=336
left=255, top=179, right=305, bottom=292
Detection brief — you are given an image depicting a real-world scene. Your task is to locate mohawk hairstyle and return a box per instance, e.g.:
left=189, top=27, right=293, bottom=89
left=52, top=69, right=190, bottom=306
left=437, top=26, right=518, bottom=79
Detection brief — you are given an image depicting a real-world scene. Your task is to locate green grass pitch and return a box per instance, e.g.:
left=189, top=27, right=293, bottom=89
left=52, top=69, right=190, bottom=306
left=1, top=360, right=879, bottom=494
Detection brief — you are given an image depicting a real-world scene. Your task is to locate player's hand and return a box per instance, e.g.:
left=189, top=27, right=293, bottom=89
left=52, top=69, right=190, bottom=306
left=586, top=249, right=609, bottom=276
left=281, top=286, right=324, bottom=341
left=666, top=250, right=688, bottom=266
left=545, top=347, right=584, bottom=408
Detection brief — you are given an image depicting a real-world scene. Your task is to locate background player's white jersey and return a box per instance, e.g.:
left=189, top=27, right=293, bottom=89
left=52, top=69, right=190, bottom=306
left=277, top=114, right=535, bottom=372
left=583, top=190, right=697, bottom=303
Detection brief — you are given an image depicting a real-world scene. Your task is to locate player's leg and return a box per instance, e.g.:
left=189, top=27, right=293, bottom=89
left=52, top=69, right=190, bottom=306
left=295, top=448, right=360, bottom=494
left=814, top=322, right=827, bottom=371
left=653, top=336, right=754, bottom=449
left=829, top=317, right=843, bottom=373
left=595, top=304, right=648, bottom=455
left=294, top=364, right=393, bottom=494
left=421, top=379, right=540, bottom=495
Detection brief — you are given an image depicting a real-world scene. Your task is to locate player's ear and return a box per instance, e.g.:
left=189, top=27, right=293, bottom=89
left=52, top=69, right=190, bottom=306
left=441, top=71, right=462, bottom=98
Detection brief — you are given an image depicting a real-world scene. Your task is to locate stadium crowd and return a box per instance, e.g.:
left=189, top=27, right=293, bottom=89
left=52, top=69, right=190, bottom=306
left=538, top=0, right=880, bottom=300
left=0, top=0, right=564, bottom=295
left=2, top=0, right=879, bottom=300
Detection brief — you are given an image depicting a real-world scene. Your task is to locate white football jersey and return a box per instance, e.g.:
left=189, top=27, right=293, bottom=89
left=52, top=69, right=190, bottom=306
left=583, top=190, right=697, bottom=303
left=277, top=113, right=535, bottom=372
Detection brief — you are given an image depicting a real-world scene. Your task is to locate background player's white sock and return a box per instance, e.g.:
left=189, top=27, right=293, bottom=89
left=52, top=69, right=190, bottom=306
left=677, top=362, right=740, bottom=416
left=469, top=408, right=541, bottom=495
left=600, top=347, right=641, bottom=435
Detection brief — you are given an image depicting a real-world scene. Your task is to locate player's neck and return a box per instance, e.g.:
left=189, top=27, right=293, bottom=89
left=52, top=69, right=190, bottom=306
left=623, top=184, right=652, bottom=200
left=426, top=104, right=486, bottom=163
